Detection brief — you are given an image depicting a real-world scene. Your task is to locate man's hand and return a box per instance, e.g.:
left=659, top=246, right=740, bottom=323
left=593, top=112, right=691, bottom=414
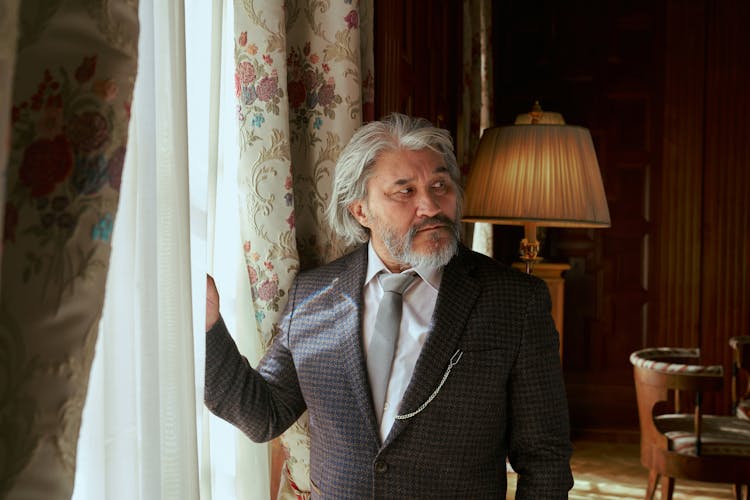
left=206, top=274, right=220, bottom=331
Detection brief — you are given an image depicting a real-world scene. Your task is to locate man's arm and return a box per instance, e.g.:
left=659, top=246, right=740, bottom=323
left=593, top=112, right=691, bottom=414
left=507, top=277, right=574, bottom=499
left=203, top=275, right=306, bottom=442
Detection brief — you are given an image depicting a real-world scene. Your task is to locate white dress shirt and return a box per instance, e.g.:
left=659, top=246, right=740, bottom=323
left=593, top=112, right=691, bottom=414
left=363, top=243, right=442, bottom=441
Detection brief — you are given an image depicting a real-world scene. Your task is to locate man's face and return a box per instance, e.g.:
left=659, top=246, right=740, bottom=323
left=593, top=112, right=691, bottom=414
left=348, top=148, right=460, bottom=271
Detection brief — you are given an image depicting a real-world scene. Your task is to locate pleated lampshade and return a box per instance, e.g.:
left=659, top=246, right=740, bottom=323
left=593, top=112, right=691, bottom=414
left=463, top=123, right=611, bottom=229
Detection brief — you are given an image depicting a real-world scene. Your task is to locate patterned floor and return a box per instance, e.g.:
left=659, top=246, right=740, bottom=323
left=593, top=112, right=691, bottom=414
left=506, top=440, right=737, bottom=499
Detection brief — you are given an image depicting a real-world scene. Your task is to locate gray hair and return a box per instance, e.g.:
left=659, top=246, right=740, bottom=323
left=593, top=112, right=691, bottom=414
left=326, top=113, right=463, bottom=246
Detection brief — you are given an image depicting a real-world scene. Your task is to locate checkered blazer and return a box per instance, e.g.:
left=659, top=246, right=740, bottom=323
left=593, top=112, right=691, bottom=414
left=205, top=244, right=573, bottom=499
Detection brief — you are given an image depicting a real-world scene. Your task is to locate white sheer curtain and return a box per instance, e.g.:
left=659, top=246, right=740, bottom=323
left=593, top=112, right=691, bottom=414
left=72, top=0, right=269, bottom=499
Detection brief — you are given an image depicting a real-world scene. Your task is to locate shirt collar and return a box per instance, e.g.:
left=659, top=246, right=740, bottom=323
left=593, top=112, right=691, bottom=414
left=365, top=241, right=443, bottom=292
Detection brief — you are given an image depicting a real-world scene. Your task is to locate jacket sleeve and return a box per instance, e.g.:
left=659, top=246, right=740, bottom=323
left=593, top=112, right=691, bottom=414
left=507, top=277, right=574, bottom=499
left=204, top=289, right=307, bottom=442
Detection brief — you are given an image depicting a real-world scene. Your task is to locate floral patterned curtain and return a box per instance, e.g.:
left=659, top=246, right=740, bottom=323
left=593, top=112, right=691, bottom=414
left=232, top=0, right=373, bottom=497
left=459, top=0, right=494, bottom=256
left=0, top=1, right=139, bottom=497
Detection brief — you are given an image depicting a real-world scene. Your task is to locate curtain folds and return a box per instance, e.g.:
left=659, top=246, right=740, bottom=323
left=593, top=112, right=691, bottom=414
left=460, top=0, right=495, bottom=256
left=0, top=0, right=21, bottom=277
left=73, top=0, right=203, bottom=498
left=0, top=0, right=139, bottom=497
left=2, top=0, right=375, bottom=498
left=74, top=0, right=272, bottom=499
left=231, top=1, right=373, bottom=496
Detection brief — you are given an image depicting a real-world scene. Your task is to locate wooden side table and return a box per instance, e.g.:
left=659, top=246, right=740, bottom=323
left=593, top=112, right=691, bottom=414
left=512, top=262, right=570, bottom=358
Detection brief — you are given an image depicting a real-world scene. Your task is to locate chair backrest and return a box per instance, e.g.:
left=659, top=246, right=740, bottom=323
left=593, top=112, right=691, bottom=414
left=629, top=348, right=724, bottom=459
left=630, top=347, right=724, bottom=392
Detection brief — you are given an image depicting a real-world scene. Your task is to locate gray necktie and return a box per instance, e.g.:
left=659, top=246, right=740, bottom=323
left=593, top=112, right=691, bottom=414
left=367, top=272, right=417, bottom=424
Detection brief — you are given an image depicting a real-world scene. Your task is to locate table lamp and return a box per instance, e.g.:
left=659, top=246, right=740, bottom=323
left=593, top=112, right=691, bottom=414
left=463, top=102, right=611, bottom=273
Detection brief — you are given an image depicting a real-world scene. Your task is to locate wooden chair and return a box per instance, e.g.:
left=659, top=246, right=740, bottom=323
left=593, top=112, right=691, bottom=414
left=730, top=336, right=750, bottom=420
left=630, top=347, right=750, bottom=500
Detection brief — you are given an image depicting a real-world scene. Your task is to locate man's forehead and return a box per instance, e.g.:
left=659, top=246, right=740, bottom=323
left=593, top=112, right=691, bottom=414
left=396, top=164, right=449, bottom=177
left=375, top=149, right=447, bottom=169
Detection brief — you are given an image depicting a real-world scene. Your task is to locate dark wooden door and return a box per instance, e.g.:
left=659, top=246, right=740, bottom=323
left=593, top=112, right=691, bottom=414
left=491, top=0, right=663, bottom=437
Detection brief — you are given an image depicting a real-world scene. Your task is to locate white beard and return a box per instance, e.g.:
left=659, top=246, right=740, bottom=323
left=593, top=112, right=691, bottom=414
left=377, top=215, right=460, bottom=269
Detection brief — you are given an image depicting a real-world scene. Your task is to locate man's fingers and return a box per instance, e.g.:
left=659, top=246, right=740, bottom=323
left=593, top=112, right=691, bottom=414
left=206, top=274, right=220, bottom=330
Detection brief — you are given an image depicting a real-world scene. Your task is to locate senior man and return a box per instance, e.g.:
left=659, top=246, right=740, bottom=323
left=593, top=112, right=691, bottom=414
left=205, top=113, right=573, bottom=498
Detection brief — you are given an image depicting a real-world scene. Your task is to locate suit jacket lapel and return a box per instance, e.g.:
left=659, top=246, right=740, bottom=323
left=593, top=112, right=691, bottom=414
left=335, top=245, right=382, bottom=443
left=385, top=246, right=481, bottom=445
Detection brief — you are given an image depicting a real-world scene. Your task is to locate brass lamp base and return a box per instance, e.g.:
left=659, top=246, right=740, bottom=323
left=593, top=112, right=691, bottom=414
left=520, top=238, right=540, bottom=274
left=520, top=223, right=541, bottom=274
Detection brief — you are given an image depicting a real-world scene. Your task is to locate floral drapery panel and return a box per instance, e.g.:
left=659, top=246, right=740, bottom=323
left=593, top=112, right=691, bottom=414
left=0, top=0, right=139, bottom=497
left=232, top=0, right=373, bottom=496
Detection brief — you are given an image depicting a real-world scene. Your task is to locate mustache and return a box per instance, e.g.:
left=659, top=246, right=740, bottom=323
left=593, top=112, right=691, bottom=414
left=409, top=215, right=458, bottom=236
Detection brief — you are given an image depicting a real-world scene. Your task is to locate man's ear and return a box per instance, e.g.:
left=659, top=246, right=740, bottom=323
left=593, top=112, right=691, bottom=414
left=348, top=200, right=370, bottom=228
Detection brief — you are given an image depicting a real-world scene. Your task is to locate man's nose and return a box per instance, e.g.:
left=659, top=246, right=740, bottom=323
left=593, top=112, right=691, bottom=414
left=415, top=191, right=441, bottom=217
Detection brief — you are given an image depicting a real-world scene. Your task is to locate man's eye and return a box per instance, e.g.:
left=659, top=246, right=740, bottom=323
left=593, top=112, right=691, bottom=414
left=433, top=181, right=447, bottom=191
left=397, top=187, right=413, bottom=195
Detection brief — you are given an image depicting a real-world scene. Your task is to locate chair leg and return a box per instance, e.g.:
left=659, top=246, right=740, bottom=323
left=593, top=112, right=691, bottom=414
left=645, top=469, right=659, bottom=500
left=737, top=483, right=750, bottom=500
left=733, top=483, right=750, bottom=500
left=660, top=475, right=675, bottom=500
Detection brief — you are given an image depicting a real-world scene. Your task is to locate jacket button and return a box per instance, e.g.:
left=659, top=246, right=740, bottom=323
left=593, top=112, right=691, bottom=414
left=374, top=460, right=388, bottom=473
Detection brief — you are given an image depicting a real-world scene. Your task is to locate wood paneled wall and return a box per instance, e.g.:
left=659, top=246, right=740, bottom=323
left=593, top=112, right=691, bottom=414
left=655, top=0, right=705, bottom=355
left=653, top=0, right=750, bottom=417
left=699, top=0, right=750, bottom=409
left=490, top=0, right=750, bottom=437
left=374, top=0, right=461, bottom=136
